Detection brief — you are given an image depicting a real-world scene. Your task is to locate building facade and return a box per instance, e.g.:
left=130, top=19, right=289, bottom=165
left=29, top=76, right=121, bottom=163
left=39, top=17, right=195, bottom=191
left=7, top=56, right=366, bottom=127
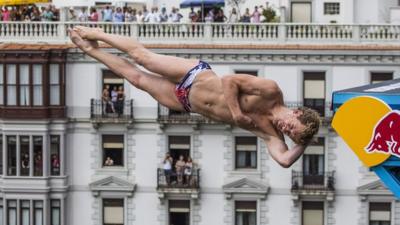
left=0, top=2, right=400, bottom=224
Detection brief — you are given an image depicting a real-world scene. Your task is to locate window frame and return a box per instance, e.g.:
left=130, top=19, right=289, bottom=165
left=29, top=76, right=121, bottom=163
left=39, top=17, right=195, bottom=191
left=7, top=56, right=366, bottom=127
left=302, top=201, right=324, bottom=225
left=50, top=199, right=61, bottom=225
left=235, top=136, right=258, bottom=170
left=303, top=71, right=326, bottom=116
left=102, top=199, right=124, bottom=225
left=369, top=202, right=391, bottom=225
left=370, top=72, right=393, bottom=84
left=323, top=2, right=340, bottom=15
left=102, top=134, right=125, bottom=168
left=235, top=200, right=257, bottom=225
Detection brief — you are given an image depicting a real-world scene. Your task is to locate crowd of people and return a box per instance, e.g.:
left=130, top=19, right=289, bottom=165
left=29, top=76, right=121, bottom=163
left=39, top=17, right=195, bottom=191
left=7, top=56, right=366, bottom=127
left=163, top=153, right=196, bottom=187
left=0, top=4, right=60, bottom=21
left=102, top=85, right=125, bottom=117
left=0, top=3, right=277, bottom=23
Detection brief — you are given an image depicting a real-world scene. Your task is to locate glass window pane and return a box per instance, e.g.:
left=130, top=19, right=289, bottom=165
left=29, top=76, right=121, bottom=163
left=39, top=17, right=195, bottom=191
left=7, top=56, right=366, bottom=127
left=7, top=136, right=16, bottom=176
left=0, top=64, right=3, bottom=84
left=33, top=65, right=43, bottom=106
left=20, top=136, right=30, bottom=176
left=34, top=201, right=43, bottom=225
left=50, top=65, right=60, bottom=84
left=20, top=65, right=29, bottom=84
left=51, top=200, right=61, bottom=225
left=0, top=64, right=3, bottom=105
left=6, top=65, right=16, bottom=106
left=50, top=86, right=60, bottom=105
left=34, top=137, right=43, bottom=176
left=0, top=206, right=3, bottom=225
left=0, top=135, right=3, bottom=175
left=33, top=65, right=42, bottom=84
left=103, top=135, right=124, bottom=167
left=50, top=136, right=60, bottom=176
left=0, top=85, right=3, bottom=105
left=21, top=200, right=30, bottom=225
left=103, top=199, right=124, bottom=225
left=7, top=200, right=16, bottom=225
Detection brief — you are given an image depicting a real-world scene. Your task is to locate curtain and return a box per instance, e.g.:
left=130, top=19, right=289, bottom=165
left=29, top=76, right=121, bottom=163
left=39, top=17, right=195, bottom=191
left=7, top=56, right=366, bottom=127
left=22, top=208, right=30, bottom=225
left=8, top=208, right=16, bottom=225
left=33, top=65, right=43, bottom=106
left=50, top=64, right=60, bottom=105
left=19, top=65, right=30, bottom=106
left=7, top=65, right=16, bottom=106
left=236, top=212, right=243, bottom=225
left=35, top=209, right=43, bottom=225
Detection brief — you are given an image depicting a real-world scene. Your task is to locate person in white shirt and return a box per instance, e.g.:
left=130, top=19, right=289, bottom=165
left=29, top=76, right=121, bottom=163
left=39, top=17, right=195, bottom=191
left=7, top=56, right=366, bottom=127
left=78, top=7, right=88, bottom=22
left=169, top=7, right=183, bottom=23
left=144, top=7, right=160, bottom=23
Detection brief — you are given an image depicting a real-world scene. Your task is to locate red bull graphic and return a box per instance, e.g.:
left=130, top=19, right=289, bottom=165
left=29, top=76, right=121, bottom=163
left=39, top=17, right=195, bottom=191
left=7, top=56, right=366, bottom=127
left=365, top=111, right=400, bottom=157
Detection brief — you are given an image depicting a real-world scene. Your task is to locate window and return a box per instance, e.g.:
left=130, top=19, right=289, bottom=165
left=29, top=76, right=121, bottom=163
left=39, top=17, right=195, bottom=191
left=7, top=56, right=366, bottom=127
left=0, top=199, right=3, bottom=225
left=103, top=135, right=124, bottom=167
left=169, top=200, right=190, bottom=225
left=0, top=63, right=64, bottom=108
left=0, top=64, right=3, bottom=105
left=50, top=136, right=61, bottom=176
left=0, top=135, right=3, bottom=175
left=51, top=200, right=61, bottom=225
left=235, top=136, right=257, bottom=169
left=102, top=70, right=124, bottom=115
left=34, top=201, right=43, bottom=225
left=33, top=136, right=43, bottom=176
left=370, top=72, right=393, bottom=84
left=103, top=199, right=124, bottom=225
left=50, top=64, right=60, bottom=105
left=6, top=64, right=17, bottom=106
left=369, top=202, right=391, bottom=225
left=302, top=201, right=324, bottom=225
left=303, top=137, right=324, bottom=185
left=20, top=200, right=30, bottom=225
left=169, top=136, right=191, bottom=161
left=324, top=2, right=340, bottom=15
left=234, top=70, right=258, bottom=76
left=33, top=65, right=43, bottom=106
left=303, top=72, right=326, bottom=116
left=19, top=64, right=30, bottom=106
left=235, top=201, right=257, bottom=225
left=20, top=136, right=30, bottom=176
left=7, top=200, right=17, bottom=225
left=7, top=136, right=16, bottom=176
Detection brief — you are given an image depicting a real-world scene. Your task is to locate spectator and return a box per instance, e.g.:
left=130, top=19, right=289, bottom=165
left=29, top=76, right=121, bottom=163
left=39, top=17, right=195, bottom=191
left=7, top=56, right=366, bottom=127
left=50, top=4, right=59, bottom=21
left=189, top=7, right=198, bottom=22
left=116, top=86, right=125, bottom=116
left=142, top=5, right=148, bottom=18
left=102, top=85, right=115, bottom=114
left=51, top=154, right=60, bottom=173
left=89, top=7, right=99, bottom=22
left=214, top=8, right=226, bottom=22
left=78, top=7, right=88, bottom=22
left=175, top=155, right=186, bottom=185
left=205, top=10, right=214, bottom=23
left=163, top=152, right=173, bottom=185
left=124, top=7, right=136, bottom=22
left=241, top=8, right=251, bottom=23
left=184, top=157, right=194, bottom=186
left=137, top=10, right=144, bottom=22
left=111, top=86, right=118, bottom=113
left=228, top=8, right=239, bottom=23
left=159, top=7, right=168, bottom=22
left=102, top=5, right=113, bottom=22
left=41, top=6, right=54, bottom=21
left=104, top=157, right=114, bottom=166
left=145, top=7, right=160, bottom=23
left=21, top=154, right=29, bottom=169
left=113, top=7, right=124, bottom=23
left=68, top=7, right=77, bottom=21
left=169, top=7, right=183, bottom=23
left=2, top=7, right=11, bottom=21
left=251, top=6, right=261, bottom=23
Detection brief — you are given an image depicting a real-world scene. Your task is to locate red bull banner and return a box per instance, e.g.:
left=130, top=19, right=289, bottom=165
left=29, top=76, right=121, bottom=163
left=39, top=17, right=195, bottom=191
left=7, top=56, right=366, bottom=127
left=0, top=0, right=50, bottom=5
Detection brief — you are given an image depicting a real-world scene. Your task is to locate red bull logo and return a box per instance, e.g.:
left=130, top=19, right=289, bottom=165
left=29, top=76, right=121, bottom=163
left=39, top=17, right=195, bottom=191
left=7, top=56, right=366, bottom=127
left=365, top=111, right=400, bottom=157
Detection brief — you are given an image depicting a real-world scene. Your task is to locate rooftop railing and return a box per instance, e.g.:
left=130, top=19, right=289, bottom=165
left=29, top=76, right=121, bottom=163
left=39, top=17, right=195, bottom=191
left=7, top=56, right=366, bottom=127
left=0, top=22, right=399, bottom=44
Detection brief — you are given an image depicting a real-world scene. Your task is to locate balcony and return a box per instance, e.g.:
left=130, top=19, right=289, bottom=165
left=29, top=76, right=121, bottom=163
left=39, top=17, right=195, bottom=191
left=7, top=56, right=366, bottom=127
left=0, top=22, right=399, bottom=45
left=158, top=104, right=220, bottom=128
left=291, top=170, right=335, bottom=202
left=90, top=99, right=134, bottom=127
left=156, top=168, right=200, bottom=202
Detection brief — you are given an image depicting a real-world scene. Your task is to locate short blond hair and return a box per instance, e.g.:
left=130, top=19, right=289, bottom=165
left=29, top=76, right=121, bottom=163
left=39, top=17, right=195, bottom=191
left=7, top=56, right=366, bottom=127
left=294, top=107, right=320, bottom=145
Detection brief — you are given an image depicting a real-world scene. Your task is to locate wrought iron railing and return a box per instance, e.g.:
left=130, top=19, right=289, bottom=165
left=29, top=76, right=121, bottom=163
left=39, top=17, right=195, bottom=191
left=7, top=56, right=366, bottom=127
left=291, top=170, right=335, bottom=191
left=90, top=98, right=133, bottom=120
left=157, top=168, right=200, bottom=189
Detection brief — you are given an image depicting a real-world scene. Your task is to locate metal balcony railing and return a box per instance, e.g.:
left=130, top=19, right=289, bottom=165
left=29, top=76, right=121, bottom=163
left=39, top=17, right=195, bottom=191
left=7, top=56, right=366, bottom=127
left=0, top=22, right=399, bottom=44
left=291, top=170, right=335, bottom=191
left=157, top=168, right=200, bottom=189
left=90, top=99, right=133, bottom=120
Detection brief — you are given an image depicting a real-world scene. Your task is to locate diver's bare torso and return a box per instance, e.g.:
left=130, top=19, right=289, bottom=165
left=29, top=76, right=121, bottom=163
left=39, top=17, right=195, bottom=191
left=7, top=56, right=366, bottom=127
left=189, top=70, right=284, bottom=140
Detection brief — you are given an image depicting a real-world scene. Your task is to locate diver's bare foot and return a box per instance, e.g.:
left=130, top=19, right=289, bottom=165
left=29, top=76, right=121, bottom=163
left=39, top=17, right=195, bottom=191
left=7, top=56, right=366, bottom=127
left=69, top=29, right=99, bottom=53
left=73, top=26, right=104, bottom=40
